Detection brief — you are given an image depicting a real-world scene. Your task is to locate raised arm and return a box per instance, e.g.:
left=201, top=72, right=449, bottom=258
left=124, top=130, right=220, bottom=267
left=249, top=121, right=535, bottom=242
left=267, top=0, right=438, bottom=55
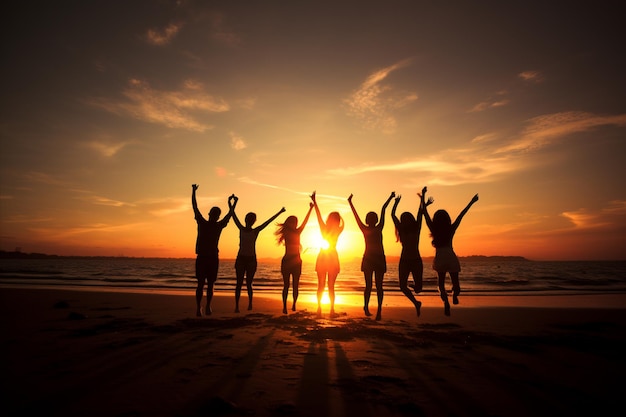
left=310, top=191, right=325, bottom=229
left=191, top=184, right=203, bottom=220
left=347, top=193, right=365, bottom=230
left=378, top=191, right=395, bottom=228
left=452, top=194, right=479, bottom=230
left=297, top=203, right=314, bottom=233
left=220, top=194, right=237, bottom=226
left=391, top=195, right=401, bottom=228
left=419, top=187, right=433, bottom=231
left=229, top=196, right=244, bottom=230
left=416, top=192, right=434, bottom=233
left=256, top=207, right=286, bottom=232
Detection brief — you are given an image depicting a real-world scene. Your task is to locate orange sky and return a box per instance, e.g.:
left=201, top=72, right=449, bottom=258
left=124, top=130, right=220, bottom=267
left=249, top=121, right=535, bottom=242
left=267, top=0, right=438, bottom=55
left=1, top=1, right=625, bottom=261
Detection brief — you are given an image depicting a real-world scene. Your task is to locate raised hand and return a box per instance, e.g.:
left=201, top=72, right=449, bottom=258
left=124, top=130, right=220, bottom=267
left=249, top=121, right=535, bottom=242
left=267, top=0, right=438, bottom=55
left=192, top=184, right=199, bottom=190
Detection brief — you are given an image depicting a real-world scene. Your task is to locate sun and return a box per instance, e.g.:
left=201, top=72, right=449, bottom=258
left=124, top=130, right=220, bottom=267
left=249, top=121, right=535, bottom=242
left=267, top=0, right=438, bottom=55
left=300, top=229, right=328, bottom=253
left=307, top=293, right=345, bottom=306
left=300, top=228, right=362, bottom=259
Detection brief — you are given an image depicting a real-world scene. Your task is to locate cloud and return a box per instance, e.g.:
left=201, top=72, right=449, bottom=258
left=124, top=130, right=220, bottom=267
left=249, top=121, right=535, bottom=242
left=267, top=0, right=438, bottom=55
left=326, top=110, right=626, bottom=186
left=30, top=222, right=148, bottom=240
left=74, top=195, right=135, bottom=208
left=24, top=171, right=73, bottom=187
left=86, top=79, right=230, bottom=132
left=344, top=59, right=417, bottom=134
left=238, top=177, right=309, bottom=196
left=230, top=132, right=247, bottom=150
left=327, top=149, right=521, bottom=186
left=469, top=90, right=509, bottom=113
left=469, top=99, right=509, bottom=113
left=145, top=22, right=183, bottom=46
left=561, top=200, right=626, bottom=230
left=87, top=140, right=131, bottom=157
left=497, top=111, right=626, bottom=154
left=518, top=70, right=544, bottom=83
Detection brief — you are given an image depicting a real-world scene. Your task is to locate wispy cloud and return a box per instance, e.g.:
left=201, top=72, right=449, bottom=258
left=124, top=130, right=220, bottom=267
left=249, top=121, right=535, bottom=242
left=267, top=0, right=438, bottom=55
left=94, top=197, right=131, bottom=208
left=86, top=140, right=132, bottom=157
left=230, top=132, right=247, bottom=150
left=30, top=222, right=148, bottom=240
left=145, top=22, right=183, bottom=46
left=344, top=59, right=417, bottom=134
left=24, top=171, right=73, bottom=187
left=327, top=111, right=626, bottom=186
left=86, top=79, right=229, bottom=132
left=238, top=177, right=314, bottom=197
left=469, top=90, right=509, bottom=113
left=518, top=70, right=544, bottom=83
left=497, top=111, right=626, bottom=154
left=561, top=200, right=626, bottom=230
left=327, top=150, right=521, bottom=186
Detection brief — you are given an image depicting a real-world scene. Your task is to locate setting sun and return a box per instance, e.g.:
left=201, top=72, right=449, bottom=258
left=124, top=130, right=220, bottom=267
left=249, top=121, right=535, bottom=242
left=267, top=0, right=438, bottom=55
left=299, top=226, right=364, bottom=262
left=306, top=292, right=345, bottom=306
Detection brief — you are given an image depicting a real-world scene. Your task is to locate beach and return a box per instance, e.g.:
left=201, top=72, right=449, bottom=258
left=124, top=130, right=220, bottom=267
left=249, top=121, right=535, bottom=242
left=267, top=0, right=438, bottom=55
left=2, top=287, right=625, bottom=417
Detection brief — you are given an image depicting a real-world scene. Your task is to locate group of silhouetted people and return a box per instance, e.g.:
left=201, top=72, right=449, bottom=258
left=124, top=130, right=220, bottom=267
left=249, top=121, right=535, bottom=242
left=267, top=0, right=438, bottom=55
left=192, top=184, right=479, bottom=319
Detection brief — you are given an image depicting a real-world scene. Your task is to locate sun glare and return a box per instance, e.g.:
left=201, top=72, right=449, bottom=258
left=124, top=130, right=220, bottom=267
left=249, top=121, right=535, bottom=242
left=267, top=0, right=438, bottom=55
left=300, top=228, right=362, bottom=259
left=307, top=293, right=344, bottom=306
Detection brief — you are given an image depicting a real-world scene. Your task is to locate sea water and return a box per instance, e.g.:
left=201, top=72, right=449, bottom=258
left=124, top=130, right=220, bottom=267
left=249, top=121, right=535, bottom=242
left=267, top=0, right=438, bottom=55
left=1, top=257, right=625, bottom=296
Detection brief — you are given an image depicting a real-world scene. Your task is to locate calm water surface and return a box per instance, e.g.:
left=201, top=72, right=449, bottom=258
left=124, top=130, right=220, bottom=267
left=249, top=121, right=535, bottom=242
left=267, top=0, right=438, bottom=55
left=2, top=257, right=625, bottom=297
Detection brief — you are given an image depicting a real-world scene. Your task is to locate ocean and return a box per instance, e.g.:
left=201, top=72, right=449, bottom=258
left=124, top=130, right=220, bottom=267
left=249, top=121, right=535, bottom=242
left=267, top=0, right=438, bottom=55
left=1, top=256, right=625, bottom=297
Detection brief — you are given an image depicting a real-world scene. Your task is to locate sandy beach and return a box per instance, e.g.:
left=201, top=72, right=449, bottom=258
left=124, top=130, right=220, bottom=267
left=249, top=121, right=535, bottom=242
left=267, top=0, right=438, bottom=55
left=2, top=287, right=625, bottom=417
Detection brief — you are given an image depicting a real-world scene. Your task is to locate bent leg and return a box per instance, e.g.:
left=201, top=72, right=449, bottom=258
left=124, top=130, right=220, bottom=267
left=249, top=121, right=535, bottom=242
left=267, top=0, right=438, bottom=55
left=451, top=272, right=460, bottom=304
left=400, top=273, right=421, bottom=316
left=413, top=260, right=424, bottom=293
left=437, top=271, right=450, bottom=316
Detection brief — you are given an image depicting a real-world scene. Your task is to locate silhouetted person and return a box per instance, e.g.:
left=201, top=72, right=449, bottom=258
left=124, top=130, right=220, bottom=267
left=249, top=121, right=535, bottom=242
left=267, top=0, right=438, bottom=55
left=391, top=192, right=433, bottom=316
left=420, top=187, right=479, bottom=316
left=348, top=192, right=394, bottom=320
left=231, top=198, right=285, bottom=313
left=191, top=184, right=235, bottom=317
left=275, top=202, right=314, bottom=314
left=311, top=191, right=344, bottom=317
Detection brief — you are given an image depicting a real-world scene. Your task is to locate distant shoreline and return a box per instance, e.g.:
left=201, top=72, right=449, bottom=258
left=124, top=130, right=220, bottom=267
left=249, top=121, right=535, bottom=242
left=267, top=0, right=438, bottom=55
left=3, top=250, right=626, bottom=262
left=0, top=250, right=575, bottom=263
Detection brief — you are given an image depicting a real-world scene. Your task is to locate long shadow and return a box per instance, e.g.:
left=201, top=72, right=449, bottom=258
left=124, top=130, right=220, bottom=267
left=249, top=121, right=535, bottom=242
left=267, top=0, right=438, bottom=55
left=375, top=338, right=493, bottom=416
left=181, top=329, right=275, bottom=416
left=333, top=342, right=373, bottom=417
left=296, top=341, right=330, bottom=417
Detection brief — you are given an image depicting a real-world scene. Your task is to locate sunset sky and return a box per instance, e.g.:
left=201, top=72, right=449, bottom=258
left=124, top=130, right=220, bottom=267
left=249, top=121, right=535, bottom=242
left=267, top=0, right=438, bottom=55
left=2, top=1, right=625, bottom=261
